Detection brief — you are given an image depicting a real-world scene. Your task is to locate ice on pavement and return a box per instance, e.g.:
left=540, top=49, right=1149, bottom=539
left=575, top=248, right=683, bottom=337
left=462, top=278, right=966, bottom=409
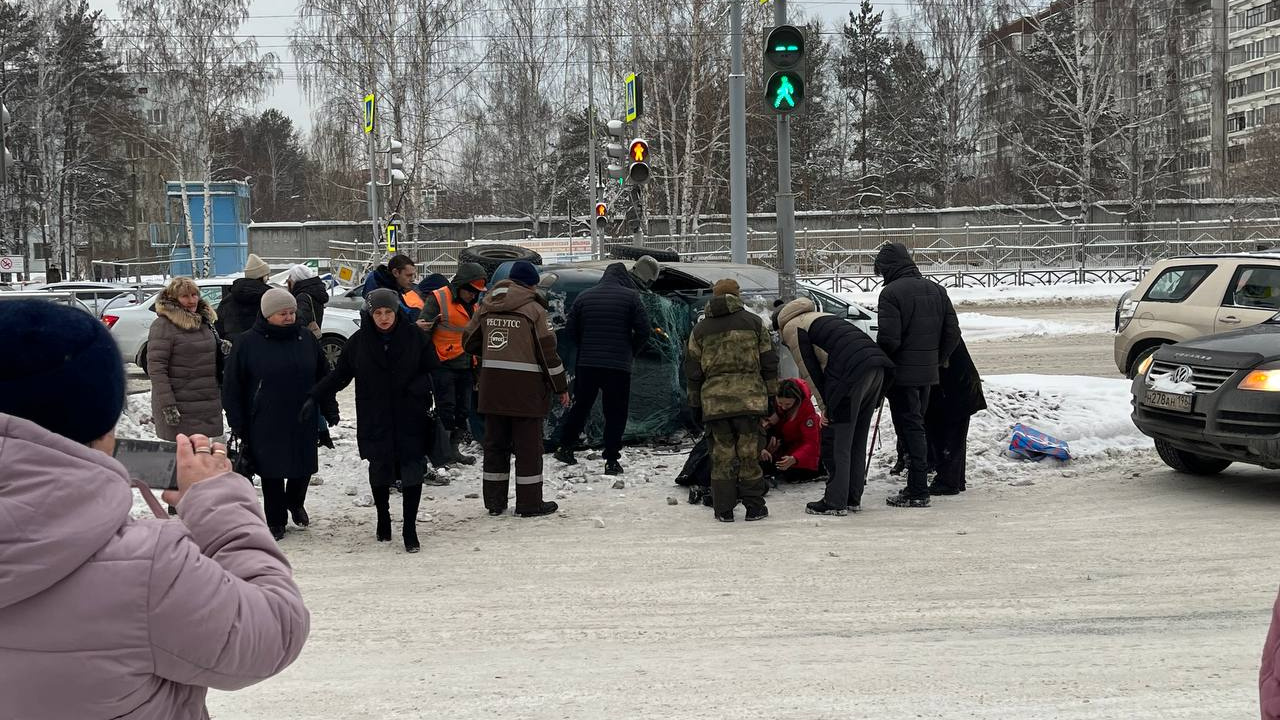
left=957, top=312, right=1107, bottom=341
left=117, top=372, right=1149, bottom=519
left=839, top=281, right=1133, bottom=308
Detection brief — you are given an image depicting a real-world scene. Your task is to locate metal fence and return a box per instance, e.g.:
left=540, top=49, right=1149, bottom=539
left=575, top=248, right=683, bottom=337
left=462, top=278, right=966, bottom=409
left=605, top=216, right=1280, bottom=291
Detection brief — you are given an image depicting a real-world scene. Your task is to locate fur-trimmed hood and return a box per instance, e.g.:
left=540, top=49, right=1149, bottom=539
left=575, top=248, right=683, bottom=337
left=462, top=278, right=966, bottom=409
left=155, top=296, right=216, bottom=331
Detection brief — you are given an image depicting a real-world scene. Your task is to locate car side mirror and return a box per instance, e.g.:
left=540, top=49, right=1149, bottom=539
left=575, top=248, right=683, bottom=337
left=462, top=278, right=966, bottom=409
left=831, top=305, right=849, bottom=320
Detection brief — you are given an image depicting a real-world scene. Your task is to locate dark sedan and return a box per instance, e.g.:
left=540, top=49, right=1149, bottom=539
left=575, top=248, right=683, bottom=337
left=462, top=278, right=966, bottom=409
left=1131, top=319, right=1280, bottom=474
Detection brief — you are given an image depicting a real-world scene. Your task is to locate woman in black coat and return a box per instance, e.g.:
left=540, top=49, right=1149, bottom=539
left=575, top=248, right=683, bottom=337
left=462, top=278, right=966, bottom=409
left=223, top=288, right=337, bottom=541
left=312, top=288, right=438, bottom=553
left=923, top=339, right=986, bottom=495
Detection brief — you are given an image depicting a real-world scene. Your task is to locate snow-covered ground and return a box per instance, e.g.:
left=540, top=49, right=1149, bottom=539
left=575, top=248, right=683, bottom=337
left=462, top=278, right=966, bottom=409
left=840, top=281, right=1134, bottom=309
left=119, top=371, right=1146, bottom=520
left=958, top=312, right=1108, bottom=341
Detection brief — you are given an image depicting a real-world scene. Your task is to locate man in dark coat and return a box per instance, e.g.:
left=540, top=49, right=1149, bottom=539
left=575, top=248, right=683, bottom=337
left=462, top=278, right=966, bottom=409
left=924, top=339, right=985, bottom=495
left=553, top=262, right=652, bottom=474
left=462, top=261, right=568, bottom=518
left=776, top=297, right=894, bottom=515
left=362, top=254, right=422, bottom=317
left=312, top=288, right=438, bottom=553
left=215, top=253, right=271, bottom=344
left=874, top=242, right=961, bottom=508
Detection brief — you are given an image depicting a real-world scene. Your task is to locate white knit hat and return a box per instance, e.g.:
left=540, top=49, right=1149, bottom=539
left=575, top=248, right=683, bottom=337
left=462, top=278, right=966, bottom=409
left=244, top=253, right=271, bottom=280
left=260, top=287, right=297, bottom=318
left=287, top=264, right=316, bottom=284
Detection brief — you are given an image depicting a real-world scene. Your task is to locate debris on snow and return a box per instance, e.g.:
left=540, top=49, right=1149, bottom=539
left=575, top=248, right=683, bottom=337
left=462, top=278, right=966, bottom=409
left=465, top=492, right=479, bottom=499
left=310, top=476, right=325, bottom=486
left=666, top=496, right=679, bottom=505
left=611, top=479, right=626, bottom=489
left=592, top=517, right=606, bottom=528
left=353, top=493, right=374, bottom=507
left=345, top=484, right=358, bottom=496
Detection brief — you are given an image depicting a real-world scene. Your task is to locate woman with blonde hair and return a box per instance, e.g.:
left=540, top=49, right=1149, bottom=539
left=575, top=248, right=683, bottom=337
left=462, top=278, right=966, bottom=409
left=148, top=277, right=225, bottom=443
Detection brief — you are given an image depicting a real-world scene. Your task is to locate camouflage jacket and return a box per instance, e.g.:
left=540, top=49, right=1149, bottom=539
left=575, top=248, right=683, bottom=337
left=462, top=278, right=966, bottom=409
left=685, top=293, right=779, bottom=420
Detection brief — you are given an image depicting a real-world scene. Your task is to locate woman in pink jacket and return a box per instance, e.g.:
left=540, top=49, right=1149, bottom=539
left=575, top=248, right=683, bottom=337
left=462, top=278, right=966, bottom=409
left=0, top=300, right=310, bottom=719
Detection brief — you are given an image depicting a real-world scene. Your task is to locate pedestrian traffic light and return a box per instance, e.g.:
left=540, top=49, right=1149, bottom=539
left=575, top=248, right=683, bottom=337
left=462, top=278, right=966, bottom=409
left=385, top=138, right=406, bottom=185
left=627, top=138, right=650, bottom=185
left=1, top=103, right=10, bottom=178
left=605, top=119, right=628, bottom=185
left=594, top=201, right=608, bottom=228
left=763, top=25, right=806, bottom=114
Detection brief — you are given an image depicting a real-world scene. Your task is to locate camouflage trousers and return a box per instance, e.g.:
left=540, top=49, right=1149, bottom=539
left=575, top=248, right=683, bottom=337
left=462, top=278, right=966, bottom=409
left=705, top=415, right=766, bottom=515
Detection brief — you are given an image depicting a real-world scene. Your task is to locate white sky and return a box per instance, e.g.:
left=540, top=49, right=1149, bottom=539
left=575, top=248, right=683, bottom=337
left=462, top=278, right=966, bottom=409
left=89, top=0, right=913, bottom=136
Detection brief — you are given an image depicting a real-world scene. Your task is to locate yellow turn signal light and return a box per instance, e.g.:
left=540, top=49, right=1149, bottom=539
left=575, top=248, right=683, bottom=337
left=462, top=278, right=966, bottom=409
left=1239, top=369, right=1280, bottom=392
left=1138, top=354, right=1155, bottom=376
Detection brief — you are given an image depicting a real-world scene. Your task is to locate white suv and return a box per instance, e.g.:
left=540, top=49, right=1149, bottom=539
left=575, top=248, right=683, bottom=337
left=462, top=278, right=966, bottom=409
left=1115, top=253, right=1280, bottom=377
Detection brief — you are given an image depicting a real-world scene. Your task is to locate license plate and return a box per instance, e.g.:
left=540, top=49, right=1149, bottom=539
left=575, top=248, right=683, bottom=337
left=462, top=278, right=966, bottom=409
left=1144, top=389, right=1193, bottom=413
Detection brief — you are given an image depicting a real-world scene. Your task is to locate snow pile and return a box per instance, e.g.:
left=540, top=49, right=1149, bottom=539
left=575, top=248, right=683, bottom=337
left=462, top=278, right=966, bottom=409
left=958, top=312, right=1106, bottom=341
left=840, top=281, right=1133, bottom=308
left=116, top=394, right=160, bottom=441
left=1148, top=373, right=1196, bottom=394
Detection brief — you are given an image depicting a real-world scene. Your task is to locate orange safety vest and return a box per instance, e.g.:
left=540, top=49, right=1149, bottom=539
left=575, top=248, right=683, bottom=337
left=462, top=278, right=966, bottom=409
left=430, top=286, right=471, bottom=362
left=403, top=290, right=425, bottom=312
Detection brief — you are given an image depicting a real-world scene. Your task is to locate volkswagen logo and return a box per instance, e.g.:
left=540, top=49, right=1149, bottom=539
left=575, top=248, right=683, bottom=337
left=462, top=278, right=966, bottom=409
left=1171, top=365, right=1195, bottom=385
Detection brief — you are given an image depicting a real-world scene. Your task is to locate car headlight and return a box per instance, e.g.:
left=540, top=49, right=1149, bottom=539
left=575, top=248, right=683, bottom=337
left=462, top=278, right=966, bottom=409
left=1239, top=366, right=1280, bottom=391
left=1137, top=353, right=1155, bottom=376
left=1116, top=298, right=1137, bottom=333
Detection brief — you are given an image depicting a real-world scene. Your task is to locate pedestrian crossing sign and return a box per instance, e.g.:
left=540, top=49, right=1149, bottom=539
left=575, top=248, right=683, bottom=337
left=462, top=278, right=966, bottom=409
left=625, top=73, right=643, bottom=122
left=363, top=93, right=375, bottom=134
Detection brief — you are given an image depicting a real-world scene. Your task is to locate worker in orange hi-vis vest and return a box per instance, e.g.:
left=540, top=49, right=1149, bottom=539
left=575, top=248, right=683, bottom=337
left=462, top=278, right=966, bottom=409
left=419, top=262, right=487, bottom=465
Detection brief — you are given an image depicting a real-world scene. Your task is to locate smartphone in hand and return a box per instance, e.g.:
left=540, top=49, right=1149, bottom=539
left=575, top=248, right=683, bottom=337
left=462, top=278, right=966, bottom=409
left=113, top=438, right=179, bottom=490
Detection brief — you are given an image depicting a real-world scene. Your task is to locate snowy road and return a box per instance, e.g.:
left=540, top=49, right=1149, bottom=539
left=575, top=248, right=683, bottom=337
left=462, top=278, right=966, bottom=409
left=116, top=296, right=1273, bottom=718
left=206, top=446, right=1277, bottom=720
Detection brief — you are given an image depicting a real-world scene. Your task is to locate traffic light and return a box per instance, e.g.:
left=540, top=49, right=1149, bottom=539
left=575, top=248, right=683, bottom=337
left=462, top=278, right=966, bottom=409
left=627, top=138, right=650, bottom=184
left=594, top=201, right=608, bottom=229
left=1, top=103, right=10, bottom=178
left=605, top=120, right=628, bottom=185
left=385, top=138, right=406, bottom=185
left=763, top=25, right=806, bottom=114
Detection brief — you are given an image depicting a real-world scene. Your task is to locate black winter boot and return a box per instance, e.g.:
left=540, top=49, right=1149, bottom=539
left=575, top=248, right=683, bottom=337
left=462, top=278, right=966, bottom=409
left=372, top=486, right=392, bottom=542
left=483, top=477, right=509, bottom=516
left=402, top=485, right=422, bottom=553
left=553, top=447, right=577, bottom=465
left=886, top=492, right=931, bottom=508
left=604, top=459, right=624, bottom=475
left=450, top=429, right=476, bottom=465
left=745, top=505, right=769, bottom=521
left=269, top=526, right=286, bottom=540
left=514, top=483, right=557, bottom=517
left=290, top=506, right=310, bottom=527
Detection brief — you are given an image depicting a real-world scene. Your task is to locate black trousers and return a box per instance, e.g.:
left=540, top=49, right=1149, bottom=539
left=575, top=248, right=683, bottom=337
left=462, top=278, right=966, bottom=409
left=558, top=366, right=631, bottom=461
left=887, top=384, right=932, bottom=499
left=929, top=415, right=970, bottom=490
left=482, top=415, right=545, bottom=512
left=261, top=477, right=309, bottom=529
left=432, top=367, right=473, bottom=432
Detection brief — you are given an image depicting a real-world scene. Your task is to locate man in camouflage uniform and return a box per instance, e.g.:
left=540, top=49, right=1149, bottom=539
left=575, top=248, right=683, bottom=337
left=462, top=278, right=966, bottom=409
left=685, top=278, right=779, bottom=522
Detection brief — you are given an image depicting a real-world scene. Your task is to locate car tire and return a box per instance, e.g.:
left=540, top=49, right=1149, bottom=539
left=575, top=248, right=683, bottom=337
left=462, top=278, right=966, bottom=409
left=135, top=343, right=149, bottom=378
left=1154, top=439, right=1232, bottom=475
left=1126, top=344, right=1163, bottom=379
left=610, top=245, right=680, bottom=263
left=320, top=335, right=346, bottom=372
left=458, top=244, right=543, bottom=277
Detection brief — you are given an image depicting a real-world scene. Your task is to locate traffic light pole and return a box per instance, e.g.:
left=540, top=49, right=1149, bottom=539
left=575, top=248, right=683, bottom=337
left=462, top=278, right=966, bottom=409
left=728, top=0, right=748, bottom=265
left=586, top=0, right=601, bottom=260
left=774, top=0, right=797, bottom=301
left=367, top=130, right=379, bottom=249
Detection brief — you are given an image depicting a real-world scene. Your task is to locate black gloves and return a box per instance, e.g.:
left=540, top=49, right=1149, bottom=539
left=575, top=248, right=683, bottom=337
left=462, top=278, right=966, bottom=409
left=297, top=398, right=317, bottom=425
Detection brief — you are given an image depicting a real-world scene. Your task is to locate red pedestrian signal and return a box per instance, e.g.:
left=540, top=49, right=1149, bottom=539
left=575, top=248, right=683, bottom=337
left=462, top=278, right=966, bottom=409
left=630, top=139, right=648, bottom=162
left=595, top=202, right=607, bottom=217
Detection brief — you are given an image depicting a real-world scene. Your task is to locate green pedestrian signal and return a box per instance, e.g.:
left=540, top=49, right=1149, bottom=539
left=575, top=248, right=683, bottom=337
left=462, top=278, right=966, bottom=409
left=762, top=25, right=807, bottom=115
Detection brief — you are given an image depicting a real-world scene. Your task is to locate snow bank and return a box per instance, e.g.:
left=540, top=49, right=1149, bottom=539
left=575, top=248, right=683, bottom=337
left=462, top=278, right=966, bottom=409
left=840, top=281, right=1134, bottom=308
left=958, top=312, right=1107, bottom=341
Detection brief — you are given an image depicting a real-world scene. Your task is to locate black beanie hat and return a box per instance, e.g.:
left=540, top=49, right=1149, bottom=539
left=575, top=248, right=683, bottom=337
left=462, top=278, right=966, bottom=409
left=0, top=301, right=125, bottom=443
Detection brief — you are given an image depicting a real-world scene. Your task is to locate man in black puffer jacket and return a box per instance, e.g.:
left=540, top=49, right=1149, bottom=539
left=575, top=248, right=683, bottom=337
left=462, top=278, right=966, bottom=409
left=874, top=242, right=961, bottom=508
left=553, top=262, right=652, bottom=474
left=215, top=253, right=272, bottom=345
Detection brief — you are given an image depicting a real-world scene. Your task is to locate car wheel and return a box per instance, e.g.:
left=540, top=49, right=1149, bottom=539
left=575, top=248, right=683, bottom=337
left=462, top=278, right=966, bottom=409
left=320, top=335, right=346, bottom=372
left=1126, top=344, right=1163, bottom=379
left=135, top=343, right=149, bottom=377
left=458, top=244, right=543, bottom=277
left=609, top=245, right=680, bottom=263
left=1154, top=439, right=1232, bottom=475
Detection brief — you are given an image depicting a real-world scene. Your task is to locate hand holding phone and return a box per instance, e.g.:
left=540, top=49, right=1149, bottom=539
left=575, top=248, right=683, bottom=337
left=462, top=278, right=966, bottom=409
left=161, top=434, right=232, bottom=508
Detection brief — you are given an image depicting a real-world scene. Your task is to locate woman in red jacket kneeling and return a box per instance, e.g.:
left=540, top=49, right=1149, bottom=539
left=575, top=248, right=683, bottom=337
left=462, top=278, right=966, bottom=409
left=762, top=378, right=825, bottom=483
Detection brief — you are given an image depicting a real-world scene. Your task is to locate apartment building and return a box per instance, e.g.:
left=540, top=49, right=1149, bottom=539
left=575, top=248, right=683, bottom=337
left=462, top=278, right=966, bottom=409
left=977, top=0, right=1280, bottom=198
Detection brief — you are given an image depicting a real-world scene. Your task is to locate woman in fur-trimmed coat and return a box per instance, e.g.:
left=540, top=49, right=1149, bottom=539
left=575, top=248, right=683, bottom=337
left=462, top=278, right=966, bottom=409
left=148, top=277, right=225, bottom=440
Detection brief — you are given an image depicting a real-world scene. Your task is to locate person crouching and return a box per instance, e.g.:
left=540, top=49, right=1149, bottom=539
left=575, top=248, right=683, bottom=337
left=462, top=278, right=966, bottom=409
left=762, top=378, right=825, bottom=484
